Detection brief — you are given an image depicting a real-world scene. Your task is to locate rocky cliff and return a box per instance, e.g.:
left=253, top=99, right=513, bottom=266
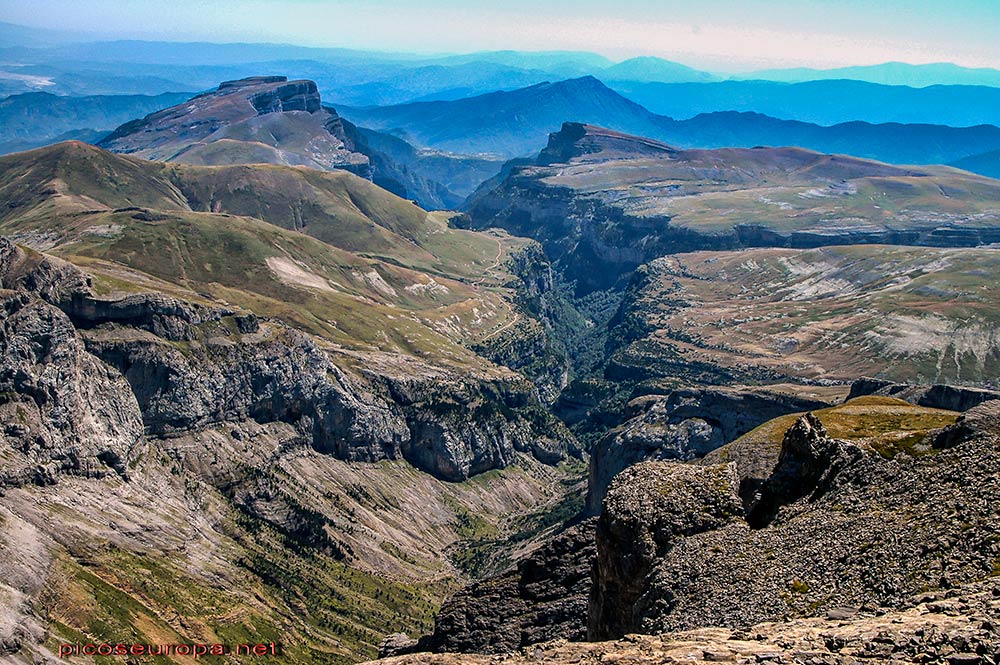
left=584, top=386, right=833, bottom=514
left=0, top=239, right=572, bottom=483
left=849, top=377, right=1000, bottom=412
left=389, top=519, right=596, bottom=657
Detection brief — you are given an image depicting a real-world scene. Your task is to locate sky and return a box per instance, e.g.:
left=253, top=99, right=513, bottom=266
left=3, top=0, right=1000, bottom=71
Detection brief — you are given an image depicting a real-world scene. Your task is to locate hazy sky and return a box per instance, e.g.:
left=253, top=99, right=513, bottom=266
left=4, top=0, right=1000, bottom=71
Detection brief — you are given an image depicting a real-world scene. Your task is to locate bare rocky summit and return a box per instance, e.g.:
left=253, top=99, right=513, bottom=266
left=590, top=402, right=1000, bottom=640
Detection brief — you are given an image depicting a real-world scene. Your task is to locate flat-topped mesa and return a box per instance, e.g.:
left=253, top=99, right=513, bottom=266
left=219, top=75, right=288, bottom=89
left=537, top=122, right=677, bottom=165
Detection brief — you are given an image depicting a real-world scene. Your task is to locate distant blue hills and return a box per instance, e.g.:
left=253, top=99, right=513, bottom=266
left=339, top=76, right=1000, bottom=172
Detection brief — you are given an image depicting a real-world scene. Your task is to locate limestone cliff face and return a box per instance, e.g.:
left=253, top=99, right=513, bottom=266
left=848, top=377, right=1000, bottom=412
left=0, top=239, right=572, bottom=484
left=589, top=461, right=743, bottom=640
left=588, top=403, right=1000, bottom=640
left=0, top=294, right=143, bottom=486
left=584, top=387, right=833, bottom=514
left=246, top=78, right=323, bottom=114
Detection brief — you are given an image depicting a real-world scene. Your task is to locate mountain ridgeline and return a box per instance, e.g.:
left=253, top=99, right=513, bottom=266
left=340, top=76, right=1000, bottom=170
left=94, top=76, right=503, bottom=209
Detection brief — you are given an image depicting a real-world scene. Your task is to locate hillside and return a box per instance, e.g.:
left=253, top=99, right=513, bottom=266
left=0, top=141, right=551, bottom=362
left=605, top=245, right=1000, bottom=391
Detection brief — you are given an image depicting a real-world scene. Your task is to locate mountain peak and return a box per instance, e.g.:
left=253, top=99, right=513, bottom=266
left=97, top=76, right=368, bottom=175
left=537, top=122, right=676, bottom=165
left=556, top=75, right=607, bottom=89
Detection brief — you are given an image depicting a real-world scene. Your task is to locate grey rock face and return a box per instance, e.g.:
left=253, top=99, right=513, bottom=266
left=248, top=79, right=322, bottom=114
left=585, top=387, right=833, bottom=514
left=848, top=377, right=1000, bottom=412
left=0, top=293, right=143, bottom=486
left=589, top=406, right=1000, bottom=640
left=415, top=519, right=597, bottom=655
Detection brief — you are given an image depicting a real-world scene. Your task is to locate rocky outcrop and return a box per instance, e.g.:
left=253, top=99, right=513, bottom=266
left=0, top=242, right=143, bottom=486
left=585, top=387, right=833, bottom=514
left=849, top=377, right=1000, bottom=412
left=589, top=461, right=743, bottom=640
left=536, top=122, right=676, bottom=166
left=588, top=404, right=1000, bottom=640
left=409, top=520, right=596, bottom=656
left=247, top=78, right=322, bottom=114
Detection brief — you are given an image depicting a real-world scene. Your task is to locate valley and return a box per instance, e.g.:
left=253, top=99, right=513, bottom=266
left=1, top=19, right=999, bottom=664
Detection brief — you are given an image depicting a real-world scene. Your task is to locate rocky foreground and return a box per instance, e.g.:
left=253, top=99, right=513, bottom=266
left=368, top=576, right=1000, bottom=664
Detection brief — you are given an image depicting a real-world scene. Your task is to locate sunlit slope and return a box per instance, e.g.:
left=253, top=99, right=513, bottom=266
left=0, top=141, right=530, bottom=362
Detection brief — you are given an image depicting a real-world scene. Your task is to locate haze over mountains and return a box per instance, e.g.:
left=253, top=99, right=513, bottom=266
left=6, top=18, right=1000, bottom=180
left=341, top=76, right=1000, bottom=168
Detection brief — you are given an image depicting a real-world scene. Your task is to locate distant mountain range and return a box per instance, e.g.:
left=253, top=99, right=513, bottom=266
left=8, top=70, right=1000, bottom=184
left=340, top=77, right=664, bottom=157
left=609, top=79, right=1000, bottom=128
left=736, top=61, right=1000, bottom=88
left=951, top=150, right=1000, bottom=179
left=3, top=21, right=1000, bottom=109
left=340, top=76, right=1000, bottom=169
